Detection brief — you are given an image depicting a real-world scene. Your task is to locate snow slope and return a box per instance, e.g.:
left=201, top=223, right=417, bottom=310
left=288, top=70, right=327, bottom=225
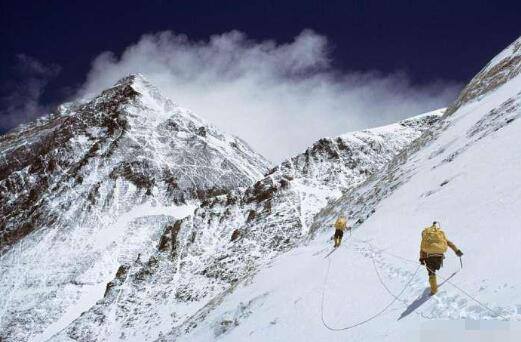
left=171, top=37, right=521, bottom=341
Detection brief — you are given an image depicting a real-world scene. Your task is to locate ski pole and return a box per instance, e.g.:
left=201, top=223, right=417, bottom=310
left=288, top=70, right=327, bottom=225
left=459, top=257, right=463, bottom=269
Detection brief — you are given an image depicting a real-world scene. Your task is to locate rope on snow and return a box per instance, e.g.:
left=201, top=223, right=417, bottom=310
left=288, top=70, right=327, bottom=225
left=376, top=246, right=509, bottom=320
left=320, top=232, right=508, bottom=332
left=320, top=252, right=421, bottom=331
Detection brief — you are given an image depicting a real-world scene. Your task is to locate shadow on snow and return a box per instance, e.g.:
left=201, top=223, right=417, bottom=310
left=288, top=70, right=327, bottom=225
left=398, top=271, right=459, bottom=320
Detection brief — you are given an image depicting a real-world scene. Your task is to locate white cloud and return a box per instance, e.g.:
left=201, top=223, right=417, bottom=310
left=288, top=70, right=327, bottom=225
left=78, top=30, right=461, bottom=163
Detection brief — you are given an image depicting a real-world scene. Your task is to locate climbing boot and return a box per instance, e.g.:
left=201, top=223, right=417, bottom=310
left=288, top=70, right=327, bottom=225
left=429, top=275, right=438, bottom=295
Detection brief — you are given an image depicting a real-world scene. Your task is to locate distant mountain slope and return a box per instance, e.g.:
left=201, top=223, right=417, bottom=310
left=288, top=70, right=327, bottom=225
left=54, top=110, right=441, bottom=341
left=0, top=75, right=270, bottom=341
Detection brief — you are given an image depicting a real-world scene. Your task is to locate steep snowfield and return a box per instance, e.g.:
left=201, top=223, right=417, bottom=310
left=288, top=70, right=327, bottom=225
left=172, top=38, right=521, bottom=341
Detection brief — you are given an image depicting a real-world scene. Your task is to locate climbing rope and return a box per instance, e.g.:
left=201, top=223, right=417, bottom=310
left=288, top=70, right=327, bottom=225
left=373, top=245, right=508, bottom=320
left=375, top=246, right=508, bottom=320
left=320, top=252, right=421, bottom=331
left=320, top=233, right=508, bottom=332
left=423, top=263, right=508, bottom=320
left=364, top=241, right=415, bottom=305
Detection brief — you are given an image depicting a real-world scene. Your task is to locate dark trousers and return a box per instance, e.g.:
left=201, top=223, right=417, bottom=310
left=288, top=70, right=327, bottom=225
left=334, top=229, right=344, bottom=246
left=425, top=255, right=444, bottom=276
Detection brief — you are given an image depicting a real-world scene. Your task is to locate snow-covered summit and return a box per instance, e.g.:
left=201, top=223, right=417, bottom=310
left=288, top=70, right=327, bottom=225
left=0, top=75, right=270, bottom=341
left=0, top=74, right=270, bottom=249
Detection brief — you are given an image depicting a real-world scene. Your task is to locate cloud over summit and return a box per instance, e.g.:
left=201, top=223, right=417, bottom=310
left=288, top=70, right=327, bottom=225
left=80, top=30, right=460, bottom=162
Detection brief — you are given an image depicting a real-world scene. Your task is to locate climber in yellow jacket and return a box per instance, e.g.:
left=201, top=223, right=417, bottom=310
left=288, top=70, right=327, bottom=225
left=333, top=215, right=349, bottom=247
left=419, top=221, right=463, bottom=295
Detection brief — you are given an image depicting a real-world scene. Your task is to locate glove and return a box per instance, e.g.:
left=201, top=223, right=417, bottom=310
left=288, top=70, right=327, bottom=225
left=419, top=258, right=426, bottom=265
left=455, top=249, right=463, bottom=257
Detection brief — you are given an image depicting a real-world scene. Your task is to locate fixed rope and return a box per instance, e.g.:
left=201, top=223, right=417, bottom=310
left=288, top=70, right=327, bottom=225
left=364, top=241, right=416, bottom=304
left=372, top=242, right=509, bottom=320
left=320, top=233, right=508, bottom=331
left=423, top=263, right=508, bottom=320
left=371, top=243, right=508, bottom=320
left=320, top=252, right=421, bottom=331
left=375, top=245, right=509, bottom=320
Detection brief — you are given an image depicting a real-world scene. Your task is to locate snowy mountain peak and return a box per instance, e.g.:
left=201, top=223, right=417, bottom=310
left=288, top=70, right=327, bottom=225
left=106, top=73, right=159, bottom=95
left=0, top=74, right=270, bottom=251
left=0, top=74, right=273, bottom=341
left=98, top=73, right=148, bottom=102
left=92, top=73, right=179, bottom=121
left=113, top=73, right=147, bottom=86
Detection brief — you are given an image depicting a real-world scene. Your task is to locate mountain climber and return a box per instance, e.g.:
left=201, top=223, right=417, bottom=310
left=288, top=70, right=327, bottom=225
left=419, top=221, right=463, bottom=295
left=333, top=215, right=348, bottom=247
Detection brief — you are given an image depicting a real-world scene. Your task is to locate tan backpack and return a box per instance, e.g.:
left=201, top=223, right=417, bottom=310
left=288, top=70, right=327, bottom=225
left=422, top=225, right=448, bottom=254
left=335, top=217, right=347, bottom=230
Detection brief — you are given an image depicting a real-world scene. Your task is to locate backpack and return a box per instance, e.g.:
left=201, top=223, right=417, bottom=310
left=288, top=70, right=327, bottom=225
left=335, top=217, right=347, bottom=230
left=422, top=226, right=448, bottom=254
